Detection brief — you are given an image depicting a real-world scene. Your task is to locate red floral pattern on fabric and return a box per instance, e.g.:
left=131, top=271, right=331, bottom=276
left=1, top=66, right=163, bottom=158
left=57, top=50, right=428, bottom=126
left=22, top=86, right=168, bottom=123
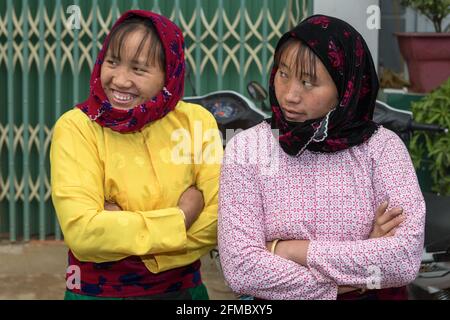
left=76, top=10, right=185, bottom=133
left=66, top=251, right=202, bottom=298
left=340, top=77, right=355, bottom=107
left=328, top=39, right=345, bottom=73
left=308, top=16, right=331, bottom=28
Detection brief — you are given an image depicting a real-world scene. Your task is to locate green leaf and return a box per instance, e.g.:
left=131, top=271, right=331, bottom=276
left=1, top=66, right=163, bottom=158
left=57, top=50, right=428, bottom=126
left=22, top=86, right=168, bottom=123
left=409, top=77, right=450, bottom=195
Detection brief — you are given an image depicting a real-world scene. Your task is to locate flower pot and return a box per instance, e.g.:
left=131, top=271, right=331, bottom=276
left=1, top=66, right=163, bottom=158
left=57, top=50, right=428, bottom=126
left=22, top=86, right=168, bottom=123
left=395, top=32, right=450, bottom=93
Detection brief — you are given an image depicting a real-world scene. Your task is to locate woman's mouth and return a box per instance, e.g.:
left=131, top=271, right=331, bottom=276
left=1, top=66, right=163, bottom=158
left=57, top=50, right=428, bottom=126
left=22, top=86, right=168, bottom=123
left=282, top=108, right=307, bottom=121
left=110, top=89, right=138, bottom=106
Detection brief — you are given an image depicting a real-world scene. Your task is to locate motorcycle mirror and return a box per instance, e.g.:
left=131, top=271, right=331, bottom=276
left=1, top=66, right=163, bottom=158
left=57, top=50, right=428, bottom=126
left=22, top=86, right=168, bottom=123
left=247, top=81, right=268, bottom=102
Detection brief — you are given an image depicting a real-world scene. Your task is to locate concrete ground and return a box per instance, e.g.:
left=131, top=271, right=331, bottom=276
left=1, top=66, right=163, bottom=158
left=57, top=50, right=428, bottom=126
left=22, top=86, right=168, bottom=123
left=0, top=241, right=236, bottom=300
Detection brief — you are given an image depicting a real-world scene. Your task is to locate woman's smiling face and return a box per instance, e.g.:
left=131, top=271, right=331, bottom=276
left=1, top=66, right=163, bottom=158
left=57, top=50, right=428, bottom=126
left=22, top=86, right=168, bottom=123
left=101, top=27, right=165, bottom=110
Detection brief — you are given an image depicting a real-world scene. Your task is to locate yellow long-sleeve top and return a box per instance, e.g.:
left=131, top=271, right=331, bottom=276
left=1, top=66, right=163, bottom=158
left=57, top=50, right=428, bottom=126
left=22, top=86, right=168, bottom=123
left=50, top=101, right=223, bottom=274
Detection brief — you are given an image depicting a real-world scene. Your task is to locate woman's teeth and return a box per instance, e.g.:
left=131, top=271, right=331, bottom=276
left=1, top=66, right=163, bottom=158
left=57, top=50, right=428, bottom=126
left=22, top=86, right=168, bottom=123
left=112, top=90, right=135, bottom=102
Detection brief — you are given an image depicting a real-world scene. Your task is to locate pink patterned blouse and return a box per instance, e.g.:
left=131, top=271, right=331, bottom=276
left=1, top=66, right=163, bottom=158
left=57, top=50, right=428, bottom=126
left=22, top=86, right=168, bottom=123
left=218, top=122, right=425, bottom=300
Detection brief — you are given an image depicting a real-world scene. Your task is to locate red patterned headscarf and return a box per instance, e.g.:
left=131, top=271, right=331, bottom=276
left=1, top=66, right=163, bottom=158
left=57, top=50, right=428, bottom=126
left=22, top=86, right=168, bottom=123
left=76, top=10, right=185, bottom=133
left=267, top=15, right=379, bottom=156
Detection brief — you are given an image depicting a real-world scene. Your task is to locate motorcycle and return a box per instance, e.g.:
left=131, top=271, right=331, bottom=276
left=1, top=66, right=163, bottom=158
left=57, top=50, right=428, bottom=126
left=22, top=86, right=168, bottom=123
left=184, top=89, right=267, bottom=146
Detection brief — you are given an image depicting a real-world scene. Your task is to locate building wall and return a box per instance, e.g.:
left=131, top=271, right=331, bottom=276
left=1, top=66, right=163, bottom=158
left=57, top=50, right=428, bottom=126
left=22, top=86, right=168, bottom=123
left=313, top=0, right=380, bottom=69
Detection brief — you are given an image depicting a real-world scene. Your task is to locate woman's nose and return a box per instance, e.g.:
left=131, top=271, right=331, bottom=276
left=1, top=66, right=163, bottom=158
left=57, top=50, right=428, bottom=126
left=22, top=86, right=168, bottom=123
left=112, top=69, right=132, bottom=88
left=284, top=81, right=302, bottom=104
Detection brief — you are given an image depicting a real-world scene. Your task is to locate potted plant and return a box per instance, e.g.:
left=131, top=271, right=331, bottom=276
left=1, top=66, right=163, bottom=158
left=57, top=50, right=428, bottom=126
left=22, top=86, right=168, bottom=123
left=409, top=77, right=450, bottom=196
left=395, top=0, right=450, bottom=93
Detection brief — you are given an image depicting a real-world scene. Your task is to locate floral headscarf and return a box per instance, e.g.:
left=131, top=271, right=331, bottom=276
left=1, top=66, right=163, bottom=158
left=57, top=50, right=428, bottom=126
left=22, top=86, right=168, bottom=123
left=77, top=10, right=185, bottom=133
left=267, top=14, right=379, bottom=156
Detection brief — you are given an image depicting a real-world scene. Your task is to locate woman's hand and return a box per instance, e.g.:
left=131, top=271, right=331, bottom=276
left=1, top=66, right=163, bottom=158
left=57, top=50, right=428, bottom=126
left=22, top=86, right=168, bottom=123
left=104, top=200, right=122, bottom=211
left=369, top=200, right=405, bottom=238
left=337, top=201, right=406, bottom=295
left=265, top=200, right=406, bottom=296
left=178, top=186, right=205, bottom=229
left=336, top=201, right=405, bottom=295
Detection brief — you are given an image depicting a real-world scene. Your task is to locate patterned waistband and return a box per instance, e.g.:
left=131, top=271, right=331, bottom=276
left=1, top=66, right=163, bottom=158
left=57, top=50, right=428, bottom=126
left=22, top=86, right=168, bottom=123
left=66, top=250, right=202, bottom=298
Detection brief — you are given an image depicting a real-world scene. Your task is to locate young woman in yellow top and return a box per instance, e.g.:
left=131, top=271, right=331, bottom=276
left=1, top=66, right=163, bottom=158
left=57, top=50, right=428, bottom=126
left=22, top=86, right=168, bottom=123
left=50, top=10, right=222, bottom=300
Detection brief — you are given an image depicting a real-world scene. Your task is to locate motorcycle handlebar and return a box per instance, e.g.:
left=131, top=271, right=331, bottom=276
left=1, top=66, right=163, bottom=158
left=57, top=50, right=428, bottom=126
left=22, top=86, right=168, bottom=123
left=409, top=122, right=448, bottom=134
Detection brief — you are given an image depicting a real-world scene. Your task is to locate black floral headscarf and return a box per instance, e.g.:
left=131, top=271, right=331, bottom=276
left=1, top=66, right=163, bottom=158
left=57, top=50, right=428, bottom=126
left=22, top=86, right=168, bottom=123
left=267, top=15, right=379, bottom=156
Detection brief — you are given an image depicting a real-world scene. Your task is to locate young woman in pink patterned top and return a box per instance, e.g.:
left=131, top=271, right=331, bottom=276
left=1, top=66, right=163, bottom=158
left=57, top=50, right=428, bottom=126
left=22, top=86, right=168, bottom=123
left=218, top=15, right=425, bottom=300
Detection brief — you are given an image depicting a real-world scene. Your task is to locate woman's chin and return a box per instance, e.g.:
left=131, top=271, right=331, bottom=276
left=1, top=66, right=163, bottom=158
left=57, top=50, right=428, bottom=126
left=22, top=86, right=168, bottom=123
left=107, top=95, right=142, bottom=110
left=111, top=104, right=134, bottom=110
left=109, top=99, right=140, bottom=110
left=283, top=113, right=308, bottom=123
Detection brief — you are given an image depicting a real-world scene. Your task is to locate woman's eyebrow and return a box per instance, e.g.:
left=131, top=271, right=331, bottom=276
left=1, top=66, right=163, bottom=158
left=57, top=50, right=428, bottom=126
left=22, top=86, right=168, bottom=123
left=281, top=62, right=313, bottom=77
left=131, top=59, right=149, bottom=66
left=106, top=53, right=119, bottom=60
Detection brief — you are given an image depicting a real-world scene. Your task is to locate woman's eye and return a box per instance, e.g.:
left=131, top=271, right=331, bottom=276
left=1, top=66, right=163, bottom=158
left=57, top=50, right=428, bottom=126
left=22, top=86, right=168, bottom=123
left=303, top=80, right=313, bottom=88
left=279, top=70, right=288, bottom=78
left=107, top=59, right=117, bottom=66
left=134, top=67, right=146, bottom=74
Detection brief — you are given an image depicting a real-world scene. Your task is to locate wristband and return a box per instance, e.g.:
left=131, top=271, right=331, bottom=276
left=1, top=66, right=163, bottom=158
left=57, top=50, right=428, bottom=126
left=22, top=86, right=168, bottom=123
left=271, top=239, right=280, bottom=254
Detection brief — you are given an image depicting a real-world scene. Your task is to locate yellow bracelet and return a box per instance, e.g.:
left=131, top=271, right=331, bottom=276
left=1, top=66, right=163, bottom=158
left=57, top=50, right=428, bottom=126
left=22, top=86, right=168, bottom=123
left=271, top=239, right=280, bottom=254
